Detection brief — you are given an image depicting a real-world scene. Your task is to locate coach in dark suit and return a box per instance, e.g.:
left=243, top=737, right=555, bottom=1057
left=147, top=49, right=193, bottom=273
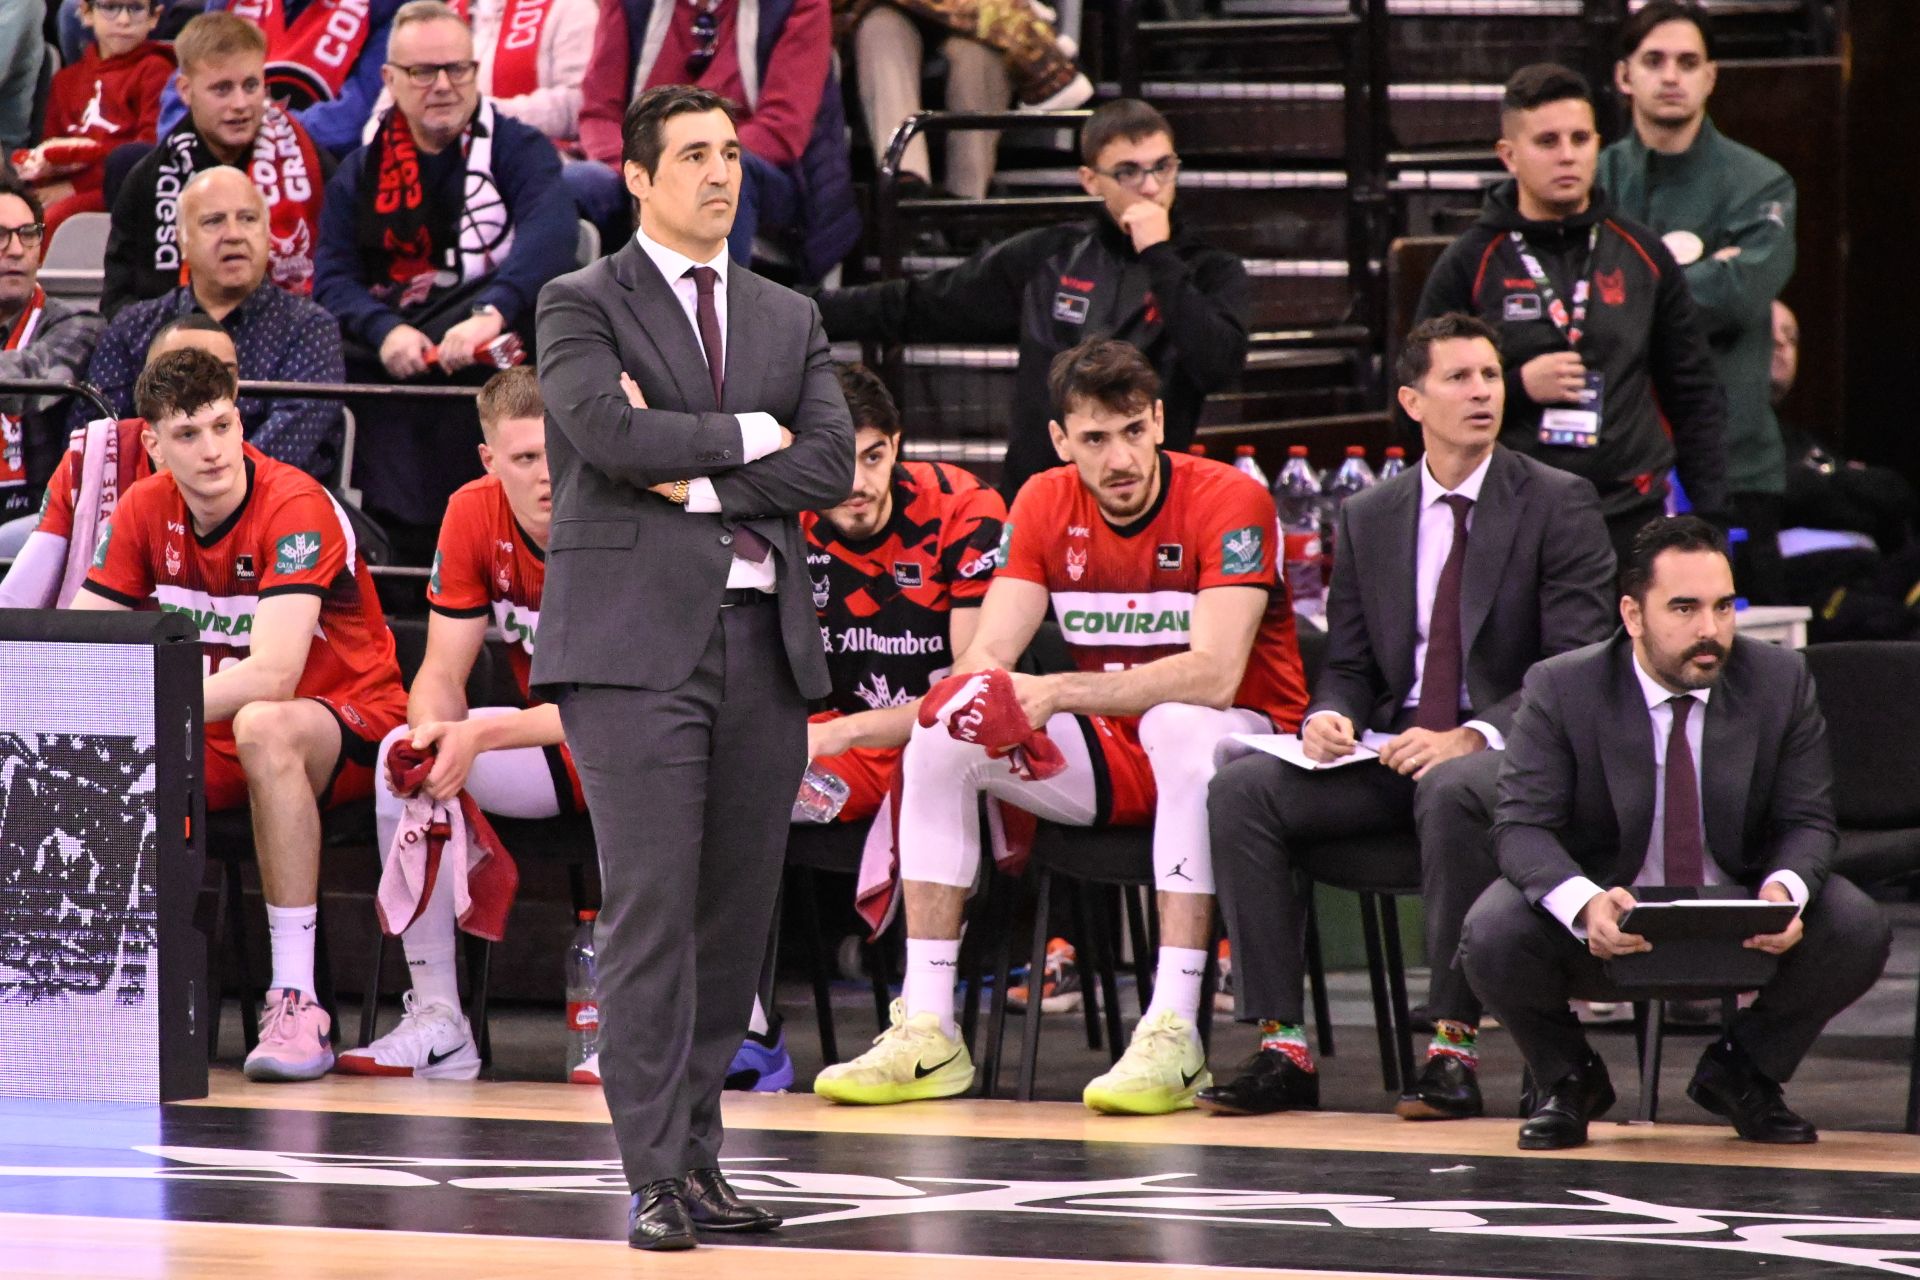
left=1462, top=516, right=1890, bottom=1151
left=1200, top=315, right=1615, bottom=1121
left=533, top=86, right=853, bottom=1250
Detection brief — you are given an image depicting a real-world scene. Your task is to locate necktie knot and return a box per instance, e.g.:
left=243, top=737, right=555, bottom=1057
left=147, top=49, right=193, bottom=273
left=1668, top=693, right=1696, bottom=725
left=1439, top=493, right=1473, bottom=527
left=688, top=264, right=719, bottom=296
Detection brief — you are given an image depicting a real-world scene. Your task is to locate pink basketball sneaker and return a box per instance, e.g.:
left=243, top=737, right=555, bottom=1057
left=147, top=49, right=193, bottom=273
left=243, top=989, right=337, bottom=1082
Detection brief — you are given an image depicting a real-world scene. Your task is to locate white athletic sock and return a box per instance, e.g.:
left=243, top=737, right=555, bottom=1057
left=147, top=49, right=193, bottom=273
left=265, top=903, right=319, bottom=997
left=400, top=915, right=461, bottom=1013
left=748, top=995, right=771, bottom=1037
left=1142, top=946, right=1208, bottom=1026
left=903, top=938, right=961, bottom=1037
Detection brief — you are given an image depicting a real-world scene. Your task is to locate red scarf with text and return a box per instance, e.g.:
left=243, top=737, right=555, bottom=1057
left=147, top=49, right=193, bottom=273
left=224, top=0, right=375, bottom=104
left=249, top=105, right=326, bottom=294
left=0, top=288, right=48, bottom=489
left=450, top=0, right=554, bottom=99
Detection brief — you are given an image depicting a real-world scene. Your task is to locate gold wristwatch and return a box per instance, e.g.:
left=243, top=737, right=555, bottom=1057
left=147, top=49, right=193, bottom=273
left=669, top=479, right=691, bottom=505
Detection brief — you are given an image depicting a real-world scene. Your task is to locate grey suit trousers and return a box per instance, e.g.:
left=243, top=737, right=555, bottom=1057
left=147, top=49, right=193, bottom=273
left=557, top=599, right=806, bottom=1189
left=1208, top=747, right=1504, bottom=1029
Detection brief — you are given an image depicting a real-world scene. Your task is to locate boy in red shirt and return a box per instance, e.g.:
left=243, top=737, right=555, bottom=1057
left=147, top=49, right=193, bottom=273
left=16, top=0, right=175, bottom=240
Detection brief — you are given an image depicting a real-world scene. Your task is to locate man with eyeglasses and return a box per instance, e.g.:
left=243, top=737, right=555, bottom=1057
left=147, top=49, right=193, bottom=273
left=0, top=176, right=107, bottom=529
left=314, top=0, right=574, bottom=550
left=815, top=97, right=1249, bottom=499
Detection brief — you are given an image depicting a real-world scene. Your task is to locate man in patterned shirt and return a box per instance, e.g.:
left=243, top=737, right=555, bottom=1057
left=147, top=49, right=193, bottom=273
left=73, top=347, right=407, bottom=1083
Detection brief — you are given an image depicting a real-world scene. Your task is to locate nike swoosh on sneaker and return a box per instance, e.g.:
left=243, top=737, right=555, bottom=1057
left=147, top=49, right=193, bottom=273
left=1182, top=1063, right=1205, bottom=1087
left=427, top=1046, right=463, bottom=1067
left=915, top=1050, right=962, bottom=1079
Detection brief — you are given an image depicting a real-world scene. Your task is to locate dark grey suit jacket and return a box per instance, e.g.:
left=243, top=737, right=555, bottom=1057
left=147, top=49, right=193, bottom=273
left=1494, top=631, right=1837, bottom=906
left=531, top=241, right=854, bottom=698
left=1310, top=444, right=1615, bottom=739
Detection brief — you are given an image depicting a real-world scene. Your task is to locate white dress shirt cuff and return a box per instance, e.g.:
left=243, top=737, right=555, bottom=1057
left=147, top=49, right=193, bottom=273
left=1761, top=870, right=1809, bottom=909
left=1543, top=875, right=1607, bottom=939
left=737, top=412, right=782, bottom=462
left=684, top=478, right=720, bottom=513
left=1462, top=719, right=1505, bottom=752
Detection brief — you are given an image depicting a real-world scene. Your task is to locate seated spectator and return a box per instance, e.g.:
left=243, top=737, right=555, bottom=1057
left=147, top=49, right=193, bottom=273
left=74, top=346, right=409, bottom=1084
left=155, top=0, right=408, bottom=158
left=0, top=2, right=43, bottom=153
left=816, top=98, right=1249, bottom=498
left=313, top=0, right=574, bottom=537
left=813, top=339, right=1309, bottom=1116
left=1461, top=516, right=1890, bottom=1150
left=105, top=11, right=329, bottom=316
left=1198, top=316, right=1615, bottom=1122
left=14, top=0, right=174, bottom=243
left=361, top=0, right=599, bottom=146
left=842, top=0, right=1089, bottom=199
left=85, top=166, right=346, bottom=480
left=575, top=0, right=861, bottom=277
left=0, top=177, right=107, bottom=526
left=0, top=314, right=235, bottom=607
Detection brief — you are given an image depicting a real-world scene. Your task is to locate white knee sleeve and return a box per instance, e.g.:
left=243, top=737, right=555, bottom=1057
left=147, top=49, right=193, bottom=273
left=1138, top=703, right=1272, bottom=896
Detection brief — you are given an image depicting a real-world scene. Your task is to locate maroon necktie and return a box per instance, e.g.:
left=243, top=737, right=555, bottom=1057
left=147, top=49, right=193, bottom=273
left=687, top=265, right=769, bottom=564
left=1663, top=695, right=1706, bottom=885
left=1415, top=494, right=1473, bottom=731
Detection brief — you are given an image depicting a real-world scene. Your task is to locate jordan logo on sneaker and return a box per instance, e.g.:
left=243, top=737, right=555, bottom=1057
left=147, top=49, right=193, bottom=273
left=916, top=1050, right=962, bottom=1079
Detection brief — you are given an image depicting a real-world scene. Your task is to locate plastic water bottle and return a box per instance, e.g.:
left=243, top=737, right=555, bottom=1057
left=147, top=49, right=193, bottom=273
left=1321, top=446, right=1378, bottom=534
left=1232, top=444, right=1269, bottom=489
left=565, top=910, right=599, bottom=1076
left=1379, top=446, right=1407, bottom=481
left=1273, top=445, right=1325, bottom=617
left=792, top=761, right=850, bottom=824
left=1186, top=443, right=1209, bottom=457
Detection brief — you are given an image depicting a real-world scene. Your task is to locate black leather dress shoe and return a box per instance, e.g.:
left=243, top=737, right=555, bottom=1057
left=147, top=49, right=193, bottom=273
left=1686, top=1037, right=1818, bottom=1144
left=628, top=1178, right=696, bottom=1251
left=1517, top=1053, right=1616, bottom=1150
left=1395, top=1053, right=1484, bottom=1120
left=684, top=1167, right=784, bottom=1232
left=1193, top=1048, right=1320, bottom=1116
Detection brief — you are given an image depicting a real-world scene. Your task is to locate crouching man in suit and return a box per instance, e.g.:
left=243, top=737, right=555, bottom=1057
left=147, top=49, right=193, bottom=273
left=1461, top=515, right=1890, bottom=1149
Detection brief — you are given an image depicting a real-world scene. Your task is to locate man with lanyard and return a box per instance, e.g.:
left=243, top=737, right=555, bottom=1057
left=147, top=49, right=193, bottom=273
left=814, top=338, right=1308, bottom=1115
left=154, top=0, right=409, bottom=157
left=0, top=177, right=104, bottom=528
left=105, top=11, right=330, bottom=316
left=1599, top=1, right=1796, bottom=603
left=814, top=97, right=1250, bottom=499
left=1417, top=62, right=1728, bottom=564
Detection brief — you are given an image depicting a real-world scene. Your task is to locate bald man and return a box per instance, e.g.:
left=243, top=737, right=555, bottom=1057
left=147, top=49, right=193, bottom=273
left=78, top=166, right=347, bottom=480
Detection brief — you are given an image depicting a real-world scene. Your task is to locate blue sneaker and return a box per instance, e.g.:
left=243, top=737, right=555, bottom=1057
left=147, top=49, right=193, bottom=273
left=725, top=1026, right=795, bottom=1092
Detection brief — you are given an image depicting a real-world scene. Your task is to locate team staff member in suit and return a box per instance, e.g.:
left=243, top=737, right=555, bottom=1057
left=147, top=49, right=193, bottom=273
left=533, top=84, right=853, bottom=1251
left=1417, top=63, right=1727, bottom=563
left=1461, top=516, right=1890, bottom=1150
left=1200, top=315, right=1615, bottom=1121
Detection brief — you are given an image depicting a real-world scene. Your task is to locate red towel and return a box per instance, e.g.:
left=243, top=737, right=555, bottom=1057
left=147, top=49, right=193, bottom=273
left=378, top=741, right=521, bottom=942
left=917, top=669, right=1067, bottom=781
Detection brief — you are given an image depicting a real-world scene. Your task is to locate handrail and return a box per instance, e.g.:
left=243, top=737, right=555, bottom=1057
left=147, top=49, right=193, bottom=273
left=236, top=379, right=479, bottom=401
left=0, top=377, right=116, bottom=424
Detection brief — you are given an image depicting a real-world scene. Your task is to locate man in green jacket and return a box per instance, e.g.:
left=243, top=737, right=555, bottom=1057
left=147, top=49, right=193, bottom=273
left=1598, top=0, right=1796, bottom=602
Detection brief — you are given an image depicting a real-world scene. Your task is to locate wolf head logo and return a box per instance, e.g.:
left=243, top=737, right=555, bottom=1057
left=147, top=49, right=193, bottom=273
left=812, top=574, right=831, bottom=610
left=1065, top=546, right=1087, bottom=583
left=269, top=221, right=314, bottom=289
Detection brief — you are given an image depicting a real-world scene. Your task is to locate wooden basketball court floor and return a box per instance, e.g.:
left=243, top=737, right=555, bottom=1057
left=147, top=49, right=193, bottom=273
left=4, top=1071, right=1920, bottom=1279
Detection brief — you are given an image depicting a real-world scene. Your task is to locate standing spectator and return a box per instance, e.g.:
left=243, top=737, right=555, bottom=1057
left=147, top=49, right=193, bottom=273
left=314, top=0, right=573, bottom=539
left=84, top=167, right=346, bottom=480
left=1417, top=63, right=1727, bottom=564
left=361, top=0, right=600, bottom=145
left=14, top=0, right=175, bottom=243
left=1599, top=1, right=1795, bottom=603
left=0, top=176, right=106, bottom=525
left=154, top=0, right=408, bottom=157
left=0, top=1, right=45, bottom=152
left=574, top=0, right=861, bottom=277
left=105, top=11, right=329, bottom=316
left=817, top=98, right=1248, bottom=499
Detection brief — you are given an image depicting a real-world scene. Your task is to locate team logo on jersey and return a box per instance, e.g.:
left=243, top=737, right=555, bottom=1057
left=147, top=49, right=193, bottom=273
left=495, top=560, right=512, bottom=594
left=1503, top=293, right=1542, bottom=322
left=1065, top=546, right=1087, bottom=582
left=276, top=531, right=322, bottom=574
left=429, top=551, right=443, bottom=596
left=235, top=554, right=256, bottom=580
left=1596, top=269, right=1626, bottom=307
left=1155, top=543, right=1183, bottom=571
left=812, top=573, right=831, bottom=610
left=91, top=522, right=111, bottom=569
left=164, top=543, right=183, bottom=578
left=854, top=672, right=916, bottom=710
left=998, top=522, right=1014, bottom=567
left=893, top=561, right=923, bottom=589
left=1221, top=526, right=1265, bottom=576
left=1052, top=292, right=1090, bottom=325
left=37, top=485, right=49, bottom=518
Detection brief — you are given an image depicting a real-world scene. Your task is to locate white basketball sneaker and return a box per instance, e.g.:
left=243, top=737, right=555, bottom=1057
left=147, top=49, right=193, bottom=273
left=335, top=992, right=481, bottom=1080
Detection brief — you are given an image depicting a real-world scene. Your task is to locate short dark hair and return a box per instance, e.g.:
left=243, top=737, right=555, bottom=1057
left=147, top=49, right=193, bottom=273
left=1621, top=0, right=1715, bottom=60
left=1049, top=338, right=1160, bottom=420
left=0, top=173, right=45, bottom=227
left=1501, top=63, right=1593, bottom=119
left=146, top=314, right=229, bottom=362
left=835, top=362, right=902, bottom=438
left=135, top=348, right=239, bottom=425
left=1081, top=98, right=1174, bottom=167
left=621, top=84, right=737, bottom=175
left=1396, top=314, right=1500, bottom=389
left=1619, top=514, right=1730, bottom=603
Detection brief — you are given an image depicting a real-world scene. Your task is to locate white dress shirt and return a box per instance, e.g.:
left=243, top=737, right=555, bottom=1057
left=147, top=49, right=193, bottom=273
left=632, top=226, right=782, bottom=591
left=1541, top=650, right=1809, bottom=937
